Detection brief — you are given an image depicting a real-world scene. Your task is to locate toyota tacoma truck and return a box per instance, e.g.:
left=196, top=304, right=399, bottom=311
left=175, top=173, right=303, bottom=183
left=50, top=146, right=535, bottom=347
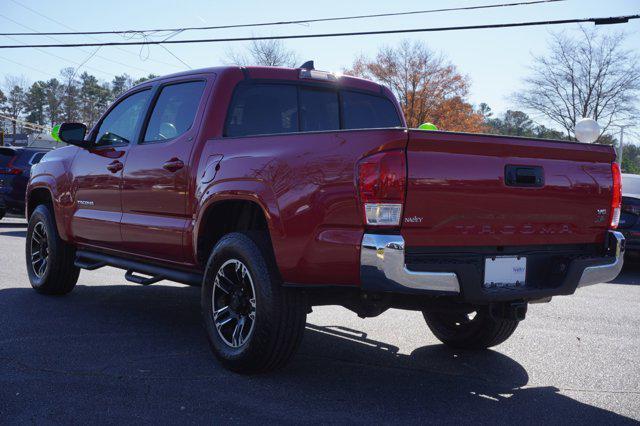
left=25, top=64, right=624, bottom=373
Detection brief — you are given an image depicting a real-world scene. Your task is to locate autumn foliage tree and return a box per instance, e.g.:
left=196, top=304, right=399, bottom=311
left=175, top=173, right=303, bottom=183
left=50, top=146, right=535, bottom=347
left=345, top=40, right=486, bottom=132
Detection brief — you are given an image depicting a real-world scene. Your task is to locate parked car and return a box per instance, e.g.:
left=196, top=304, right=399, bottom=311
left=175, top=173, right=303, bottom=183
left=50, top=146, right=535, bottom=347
left=619, top=173, right=640, bottom=254
left=0, top=147, right=49, bottom=220
left=25, top=65, right=624, bottom=373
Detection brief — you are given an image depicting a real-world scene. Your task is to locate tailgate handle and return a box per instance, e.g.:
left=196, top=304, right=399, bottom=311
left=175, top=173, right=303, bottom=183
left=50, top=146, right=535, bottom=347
left=505, top=165, right=544, bottom=187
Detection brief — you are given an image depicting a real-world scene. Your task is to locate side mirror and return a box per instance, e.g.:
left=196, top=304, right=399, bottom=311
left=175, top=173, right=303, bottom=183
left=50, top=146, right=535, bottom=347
left=53, top=122, right=89, bottom=148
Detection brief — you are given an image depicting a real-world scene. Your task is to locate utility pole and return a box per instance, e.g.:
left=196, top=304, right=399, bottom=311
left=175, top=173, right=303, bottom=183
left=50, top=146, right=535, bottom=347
left=613, top=124, right=634, bottom=167
left=618, top=126, right=624, bottom=166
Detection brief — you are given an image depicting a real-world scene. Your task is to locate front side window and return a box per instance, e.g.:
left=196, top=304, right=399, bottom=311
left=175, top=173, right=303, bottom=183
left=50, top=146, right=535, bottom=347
left=341, top=91, right=402, bottom=130
left=143, top=81, right=206, bottom=142
left=225, top=84, right=298, bottom=137
left=299, top=88, right=339, bottom=132
left=95, top=90, right=150, bottom=146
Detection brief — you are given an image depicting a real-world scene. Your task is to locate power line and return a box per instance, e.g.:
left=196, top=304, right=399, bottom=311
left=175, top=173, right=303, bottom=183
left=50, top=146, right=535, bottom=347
left=0, top=54, right=52, bottom=77
left=7, top=0, right=183, bottom=69
left=0, top=33, right=115, bottom=78
left=0, top=14, right=157, bottom=75
left=0, top=15, right=636, bottom=49
left=158, top=44, right=192, bottom=69
left=0, top=0, right=566, bottom=37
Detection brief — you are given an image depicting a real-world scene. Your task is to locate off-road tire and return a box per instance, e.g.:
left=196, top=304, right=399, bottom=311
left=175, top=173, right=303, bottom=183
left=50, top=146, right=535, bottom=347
left=423, top=307, right=519, bottom=349
left=26, top=204, right=79, bottom=295
left=201, top=232, right=307, bottom=373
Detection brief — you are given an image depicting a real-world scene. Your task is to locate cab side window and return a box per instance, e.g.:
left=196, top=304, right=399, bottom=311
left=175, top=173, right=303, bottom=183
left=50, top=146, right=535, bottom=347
left=341, top=91, right=402, bottom=130
left=225, top=84, right=298, bottom=137
left=94, top=90, right=150, bottom=146
left=143, top=81, right=206, bottom=143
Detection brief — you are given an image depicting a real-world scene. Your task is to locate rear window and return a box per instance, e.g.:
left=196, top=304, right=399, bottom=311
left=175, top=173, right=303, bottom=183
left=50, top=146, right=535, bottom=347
left=341, top=91, right=402, bottom=130
left=300, top=88, right=339, bottom=132
left=30, top=152, right=46, bottom=165
left=224, top=83, right=401, bottom=137
left=225, top=84, right=299, bottom=137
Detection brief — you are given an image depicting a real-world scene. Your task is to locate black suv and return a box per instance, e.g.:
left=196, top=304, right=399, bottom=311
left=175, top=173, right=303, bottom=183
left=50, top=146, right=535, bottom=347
left=0, top=147, right=49, bottom=220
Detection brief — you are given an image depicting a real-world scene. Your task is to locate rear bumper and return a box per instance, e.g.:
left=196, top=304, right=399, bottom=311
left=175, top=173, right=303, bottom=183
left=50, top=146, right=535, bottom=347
left=360, top=231, right=625, bottom=302
left=577, top=231, right=624, bottom=287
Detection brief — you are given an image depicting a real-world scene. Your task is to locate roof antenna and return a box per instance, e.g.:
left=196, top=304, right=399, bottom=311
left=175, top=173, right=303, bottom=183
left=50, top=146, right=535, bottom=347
left=299, top=60, right=314, bottom=70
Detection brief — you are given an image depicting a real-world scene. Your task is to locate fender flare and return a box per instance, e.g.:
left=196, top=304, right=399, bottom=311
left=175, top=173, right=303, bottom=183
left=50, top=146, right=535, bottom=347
left=192, top=179, right=283, bottom=263
left=26, top=177, right=71, bottom=241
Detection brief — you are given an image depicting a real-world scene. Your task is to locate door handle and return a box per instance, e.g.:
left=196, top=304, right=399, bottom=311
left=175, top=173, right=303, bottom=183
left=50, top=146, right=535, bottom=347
left=505, top=165, right=544, bottom=187
left=163, top=158, right=184, bottom=172
left=106, top=160, right=123, bottom=173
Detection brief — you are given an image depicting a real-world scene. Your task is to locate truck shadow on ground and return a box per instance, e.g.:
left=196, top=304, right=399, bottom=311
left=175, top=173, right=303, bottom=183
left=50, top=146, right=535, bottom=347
left=0, top=284, right=634, bottom=424
left=0, top=230, right=27, bottom=238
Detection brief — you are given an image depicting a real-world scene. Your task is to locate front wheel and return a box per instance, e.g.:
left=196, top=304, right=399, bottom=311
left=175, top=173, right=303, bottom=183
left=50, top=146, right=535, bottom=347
left=201, top=232, right=307, bottom=373
left=26, top=204, right=79, bottom=295
left=423, top=307, right=519, bottom=349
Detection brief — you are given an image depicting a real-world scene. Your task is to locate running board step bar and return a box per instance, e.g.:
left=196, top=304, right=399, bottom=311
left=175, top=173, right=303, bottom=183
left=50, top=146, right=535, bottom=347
left=75, top=250, right=203, bottom=286
left=74, top=258, right=107, bottom=271
left=125, top=270, right=165, bottom=286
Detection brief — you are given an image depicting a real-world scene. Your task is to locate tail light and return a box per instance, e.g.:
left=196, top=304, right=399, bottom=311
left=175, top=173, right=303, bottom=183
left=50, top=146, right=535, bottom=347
left=357, top=150, right=406, bottom=226
left=610, top=162, right=622, bottom=228
left=0, top=156, right=22, bottom=175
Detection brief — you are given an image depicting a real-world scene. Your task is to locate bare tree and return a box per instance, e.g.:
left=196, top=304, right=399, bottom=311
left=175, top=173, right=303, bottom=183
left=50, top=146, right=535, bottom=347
left=226, top=39, right=298, bottom=67
left=515, top=27, right=640, bottom=139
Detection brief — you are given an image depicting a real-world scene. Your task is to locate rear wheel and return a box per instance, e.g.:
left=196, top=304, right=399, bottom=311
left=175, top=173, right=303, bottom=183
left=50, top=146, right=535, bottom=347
left=423, top=307, right=518, bottom=349
left=26, top=204, right=79, bottom=295
left=201, top=232, right=307, bottom=373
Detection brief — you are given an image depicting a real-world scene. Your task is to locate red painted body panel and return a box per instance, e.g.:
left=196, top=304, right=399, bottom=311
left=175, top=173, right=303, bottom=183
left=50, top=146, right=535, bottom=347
left=26, top=65, right=616, bottom=288
left=402, top=131, right=615, bottom=247
left=68, top=146, right=129, bottom=249
left=195, top=129, right=407, bottom=285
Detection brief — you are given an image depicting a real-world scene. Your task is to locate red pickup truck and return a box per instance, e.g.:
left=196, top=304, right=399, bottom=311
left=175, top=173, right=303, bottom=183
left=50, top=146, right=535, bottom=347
left=25, top=64, right=624, bottom=373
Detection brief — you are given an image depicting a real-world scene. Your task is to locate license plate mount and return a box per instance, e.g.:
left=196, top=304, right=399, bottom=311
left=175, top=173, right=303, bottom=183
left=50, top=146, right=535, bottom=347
left=484, top=256, right=526, bottom=288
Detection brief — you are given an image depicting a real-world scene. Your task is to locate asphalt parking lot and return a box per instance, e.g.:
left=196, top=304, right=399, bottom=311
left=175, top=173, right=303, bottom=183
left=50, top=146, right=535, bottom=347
left=0, top=217, right=639, bottom=424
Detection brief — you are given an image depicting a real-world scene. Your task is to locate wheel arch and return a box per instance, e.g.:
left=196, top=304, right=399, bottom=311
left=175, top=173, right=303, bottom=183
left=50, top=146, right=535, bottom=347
left=194, top=195, right=281, bottom=268
left=27, top=186, right=55, bottom=219
left=26, top=183, right=71, bottom=242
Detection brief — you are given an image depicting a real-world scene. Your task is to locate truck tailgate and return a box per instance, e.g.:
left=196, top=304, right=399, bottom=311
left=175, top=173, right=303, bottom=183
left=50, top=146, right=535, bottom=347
left=402, top=131, right=616, bottom=247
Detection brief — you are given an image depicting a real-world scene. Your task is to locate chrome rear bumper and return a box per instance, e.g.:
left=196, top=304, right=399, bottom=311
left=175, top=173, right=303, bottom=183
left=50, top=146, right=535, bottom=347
left=577, top=231, right=625, bottom=287
left=360, top=234, right=460, bottom=294
left=360, top=231, right=625, bottom=297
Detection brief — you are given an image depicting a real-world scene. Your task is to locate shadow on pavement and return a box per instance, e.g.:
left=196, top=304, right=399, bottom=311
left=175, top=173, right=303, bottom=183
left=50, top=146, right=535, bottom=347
left=0, top=222, right=27, bottom=229
left=0, top=284, right=635, bottom=424
left=0, top=230, right=27, bottom=238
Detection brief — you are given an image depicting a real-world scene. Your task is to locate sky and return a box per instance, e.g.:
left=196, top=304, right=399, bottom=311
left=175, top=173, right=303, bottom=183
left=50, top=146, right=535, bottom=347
left=0, top=0, right=639, bottom=141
